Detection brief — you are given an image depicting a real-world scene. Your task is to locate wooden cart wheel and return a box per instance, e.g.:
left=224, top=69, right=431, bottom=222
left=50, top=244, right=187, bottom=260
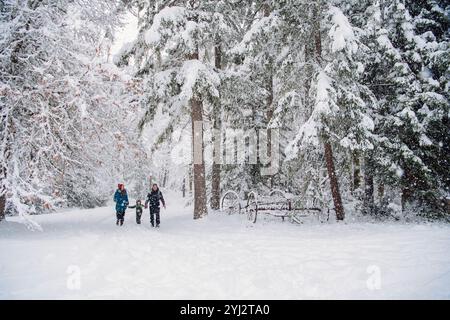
left=245, top=191, right=258, bottom=223
left=268, top=189, right=286, bottom=200
left=220, top=190, right=241, bottom=215
left=246, top=191, right=258, bottom=207
left=317, top=208, right=330, bottom=223
left=247, top=207, right=256, bottom=222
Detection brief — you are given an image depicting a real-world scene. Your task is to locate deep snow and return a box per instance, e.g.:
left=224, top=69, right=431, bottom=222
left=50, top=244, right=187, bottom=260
left=0, top=191, right=449, bottom=299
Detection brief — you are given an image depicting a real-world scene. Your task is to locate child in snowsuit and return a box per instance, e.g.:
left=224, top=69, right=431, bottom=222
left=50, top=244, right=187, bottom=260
left=128, top=200, right=145, bottom=224
left=114, top=183, right=129, bottom=226
left=145, top=184, right=166, bottom=227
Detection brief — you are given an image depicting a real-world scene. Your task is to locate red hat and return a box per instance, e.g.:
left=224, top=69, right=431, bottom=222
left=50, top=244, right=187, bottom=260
left=118, top=183, right=124, bottom=189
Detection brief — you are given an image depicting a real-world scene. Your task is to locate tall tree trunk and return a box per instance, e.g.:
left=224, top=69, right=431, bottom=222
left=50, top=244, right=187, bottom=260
left=363, top=156, right=375, bottom=214
left=377, top=182, right=384, bottom=203
left=401, top=167, right=414, bottom=212
left=324, top=142, right=345, bottom=220
left=210, top=42, right=222, bottom=210
left=352, top=152, right=361, bottom=192
left=0, top=175, right=5, bottom=221
left=162, top=169, right=168, bottom=188
left=266, top=70, right=274, bottom=188
left=304, top=42, right=313, bottom=110
left=263, top=2, right=274, bottom=188
left=188, top=167, right=193, bottom=194
left=0, top=107, right=9, bottom=221
left=191, top=98, right=207, bottom=219
left=0, top=193, right=5, bottom=222
left=250, top=106, right=261, bottom=186
left=0, top=164, right=6, bottom=221
left=188, top=50, right=207, bottom=219
left=314, top=3, right=345, bottom=220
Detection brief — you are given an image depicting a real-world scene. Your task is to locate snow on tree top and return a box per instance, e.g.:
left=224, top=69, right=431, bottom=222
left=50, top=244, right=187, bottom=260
left=328, top=6, right=358, bottom=54
left=144, top=6, right=186, bottom=46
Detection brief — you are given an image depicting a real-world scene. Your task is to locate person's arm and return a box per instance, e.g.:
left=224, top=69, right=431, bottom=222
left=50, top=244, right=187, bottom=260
left=160, top=191, right=166, bottom=208
left=145, top=194, right=150, bottom=208
left=124, top=192, right=129, bottom=206
left=128, top=205, right=136, bottom=209
left=113, top=190, right=118, bottom=202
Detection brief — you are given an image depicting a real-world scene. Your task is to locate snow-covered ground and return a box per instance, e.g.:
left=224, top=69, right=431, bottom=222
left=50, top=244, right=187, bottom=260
left=1, top=191, right=449, bottom=299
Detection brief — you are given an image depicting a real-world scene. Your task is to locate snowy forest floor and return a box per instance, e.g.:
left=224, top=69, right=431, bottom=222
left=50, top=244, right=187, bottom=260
left=1, top=191, right=449, bottom=299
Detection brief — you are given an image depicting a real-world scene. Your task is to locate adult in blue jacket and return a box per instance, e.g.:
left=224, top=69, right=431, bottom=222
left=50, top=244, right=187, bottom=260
left=114, top=183, right=129, bottom=226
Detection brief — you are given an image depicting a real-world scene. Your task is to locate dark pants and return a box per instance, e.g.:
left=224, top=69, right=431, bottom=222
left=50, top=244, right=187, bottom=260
left=150, top=206, right=160, bottom=226
left=116, top=210, right=125, bottom=225
left=136, top=211, right=142, bottom=224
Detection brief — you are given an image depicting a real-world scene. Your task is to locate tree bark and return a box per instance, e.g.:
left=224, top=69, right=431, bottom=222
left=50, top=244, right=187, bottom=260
left=263, top=2, right=274, bottom=188
left=377, top=182, right=384, bottom=203
left=401, top=168, right=415, bottom=212
left=188, top=50, right=207, bottom=219
left=162, top=169, right=168, bottom=188
left=314, top=2, right=345, bottom=220
left=324, top=142, right=345, bottom=220
left=210, top=42, right=222, bottom=210
left=363, top=156, right=375, bottom=214
left=0, top=187, right=5, bottom=222
left=352, top=153, right=361, bottom=192
left=191, top=97, right=207, bottom=219
left=188, top=167, right=193, bottom=194
left=401, top=188, right=411, bottom=211
left=0, top=195, right=5, bottom=221
left=0, top=165, right=6, bottom=221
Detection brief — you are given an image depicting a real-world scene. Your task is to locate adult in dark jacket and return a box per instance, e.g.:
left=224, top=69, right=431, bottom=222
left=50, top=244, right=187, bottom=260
left=114, top=183, right=129, bottom=226
left=145, top=184, right=166, bottom=227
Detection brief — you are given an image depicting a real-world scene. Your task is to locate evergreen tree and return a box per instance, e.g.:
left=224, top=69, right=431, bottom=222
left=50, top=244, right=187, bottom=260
left=359, top=0, right=449, bottom=216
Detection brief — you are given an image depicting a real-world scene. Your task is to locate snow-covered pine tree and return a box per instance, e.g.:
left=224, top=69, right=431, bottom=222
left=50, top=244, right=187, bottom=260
left=222, top=1, right=377, bottom=219
left=206, top=0, right=248, bottom=210
left=403, top=0, right=449, bottom=215
left=119, top=1, right=234, bottom=219
left=195, top=1, right=243, bottom=210
left=225, top=0, right=285, bottom=193
left=276, top=0, right=376, bottom=220
left=356, top=0, right=449, bottom=217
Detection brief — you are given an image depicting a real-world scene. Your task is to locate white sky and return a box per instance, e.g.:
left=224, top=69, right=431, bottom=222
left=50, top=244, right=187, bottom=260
left=110, top=11, right=139, bottom=56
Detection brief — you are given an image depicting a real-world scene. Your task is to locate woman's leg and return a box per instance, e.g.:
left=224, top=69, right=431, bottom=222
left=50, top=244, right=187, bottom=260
left=150, top=207, right=155, bottom=227
left=155, top=207, right=161, bottom=226
left=116, top=211, right=121, bottom=225
left=119, top=210, right=125, bottom=225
